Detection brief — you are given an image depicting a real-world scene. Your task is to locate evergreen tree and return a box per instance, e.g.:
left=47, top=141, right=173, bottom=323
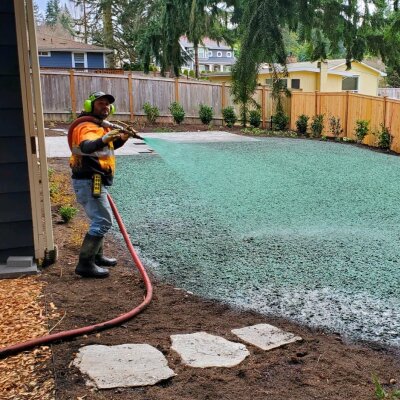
left=45, top=0, right=61, bottom=26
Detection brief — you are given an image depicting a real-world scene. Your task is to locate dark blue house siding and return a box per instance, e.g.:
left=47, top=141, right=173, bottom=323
left=0, top=0, right=34, bottom=263
left=39, top=51, right=105, bottom=68
left=39, top=51, right=72, bottom=68
left=87, top=53, right=105, bottom=68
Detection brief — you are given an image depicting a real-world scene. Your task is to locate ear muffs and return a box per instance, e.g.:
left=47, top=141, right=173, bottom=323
left=83, top=99, right=116, bottom=114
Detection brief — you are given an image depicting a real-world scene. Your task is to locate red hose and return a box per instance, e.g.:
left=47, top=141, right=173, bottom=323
left=0, top=194, right=153, bottom=359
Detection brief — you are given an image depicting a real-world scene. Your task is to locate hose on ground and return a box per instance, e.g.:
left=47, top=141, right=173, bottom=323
left=0, top=194, right=153, bottom=359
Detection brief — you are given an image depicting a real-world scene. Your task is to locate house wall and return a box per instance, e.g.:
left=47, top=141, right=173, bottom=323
left=0, top=0, right=34, bottom=263
left=258, top=71, right=318, bottom=91
left=325, top=75, right=343, bottom=92
left=87, top=53, right=105, bottom=68
left=332, top=62, right=381, bottom=96
left=39, top=51, right=72, bottom=68
left=39, top=51, right=105, bottom=69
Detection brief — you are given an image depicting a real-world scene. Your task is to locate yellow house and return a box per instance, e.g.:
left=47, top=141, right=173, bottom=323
left=207, top=59, right=386, bottom=96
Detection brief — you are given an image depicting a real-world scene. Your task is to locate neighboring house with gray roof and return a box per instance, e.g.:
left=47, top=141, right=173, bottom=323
left=179, top=36, right=236, bottom=73
left=37, top=29, right=112, bottom=70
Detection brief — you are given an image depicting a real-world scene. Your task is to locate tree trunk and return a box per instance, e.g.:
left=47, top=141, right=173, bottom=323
left=194, top=42, right=199, bottom=79
left=103, top=1, right=115, bottom=68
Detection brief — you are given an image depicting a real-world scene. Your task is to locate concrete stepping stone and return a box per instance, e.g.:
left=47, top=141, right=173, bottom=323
left=231, top=323, right=302, bottom=351
left=170, top=332, right=249, bottom=368
left=73, top=344, right=176, bottom=389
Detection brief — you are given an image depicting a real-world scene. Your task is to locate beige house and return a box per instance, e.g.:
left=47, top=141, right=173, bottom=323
left=207, top=59, right=386, bottom=96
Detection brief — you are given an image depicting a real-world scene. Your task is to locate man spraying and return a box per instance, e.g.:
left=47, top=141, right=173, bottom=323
left=69, top=91, right=130, bottom=278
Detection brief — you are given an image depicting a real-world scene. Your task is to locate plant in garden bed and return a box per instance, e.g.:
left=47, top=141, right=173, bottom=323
left=310, top=114, right=324, bottom=138
left=199, top=104, right=213, bottom=125
left=272, top=106, right=289, bottom=131
left=143, top=102, right=160, bottom=124
left=296, top=114, right=309, bottom=135
left=354, top=119, right=369, bottom=143
left=249, top=109, right=262, bottom=128
left=222, top=106, right=237, bottom=127
left=329, top=116, right=343, bottom=138
left=373, top=375, right=400, bottom=400
left=342, top=137, right=355, bottom=143
left=59, top=205, right=78, bottom=223
left=375, top=124, right=393, bottom=150
left=241, top=127, right=265, bottom=135
left=169, top=101, right=185, bottom=124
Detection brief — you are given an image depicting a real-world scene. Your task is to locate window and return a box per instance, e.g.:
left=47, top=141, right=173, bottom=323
left=291, top=79, right=300, bottom=89
left=198, top=48, right=205, bottom=59
left=38, top=51, right=51, bottom=57
left=342, top=76, right=358, bottom=91
left=208, top=51, right=213, bottom=57
left=265, top=78, right=287, bottom=88
left=73, top=52, right=87, bottom=68
left=217, top=51, right=222, bottom=57
left=226, top=51, right=232, bottom=58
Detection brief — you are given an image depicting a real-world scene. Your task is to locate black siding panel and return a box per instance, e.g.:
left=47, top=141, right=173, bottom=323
left=0, top=192, right=32, bottom=222
left=0, top=163, right=30, bottom=194
left=0, top=0, right=34, bottom=263
left=0, top=221, right=34, bottom=249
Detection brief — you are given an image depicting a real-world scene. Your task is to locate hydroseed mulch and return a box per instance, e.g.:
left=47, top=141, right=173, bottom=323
left=40, top=155, right=399, bottom=400
left=113, top=137, right=400, bottom=347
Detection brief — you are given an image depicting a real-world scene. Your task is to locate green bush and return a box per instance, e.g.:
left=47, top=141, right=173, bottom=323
left=354, top=119, right=370, bottom=143
left=329, top=116, right=343, bottom=137
left=59, top=205, right=78, bottom=223
left=199, top=104, right=213, bottom=125
left=376, top=124, right=392, bottom=149
left=189, top=70, right=195, bottom=78
left=222, top=106, right=237, bottom=128
left=143, top=102, right=160, bottom=124
left=249, top=109, right=262, bottom=128
left=310, top=114, right=324, bottom=138
left=295, top=114, right=309, bottom=135
left=169, top=101, right=185, bottom=124
left=272, top=109, right=289, bottom=131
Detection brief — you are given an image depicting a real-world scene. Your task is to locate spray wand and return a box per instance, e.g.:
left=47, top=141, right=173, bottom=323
left=100, top=120, right=145, bottom=141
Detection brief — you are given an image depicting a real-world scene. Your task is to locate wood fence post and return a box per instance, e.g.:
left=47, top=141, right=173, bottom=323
left=128, top=72, right=134, bottom=122
left=221, top=82, right=226, bottom=125
left=174, top=78, right=179, bottom=103
left=344, top=91, right=350, bottom=137
left=261, top=85, right=266, bottom=129
left=315, top=91, right=320, bottom=115
left=383, top=96, right=387, bottom=128
left=69, top=69, right=76, bottom=119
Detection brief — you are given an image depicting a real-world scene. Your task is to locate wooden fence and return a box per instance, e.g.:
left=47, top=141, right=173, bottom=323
left=290, top=91, right=400, bottom=153
left=40, top=70, right=286, bottom=126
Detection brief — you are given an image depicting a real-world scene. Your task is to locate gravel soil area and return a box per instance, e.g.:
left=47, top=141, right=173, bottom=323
left=38, top=157, right=400, bottom=400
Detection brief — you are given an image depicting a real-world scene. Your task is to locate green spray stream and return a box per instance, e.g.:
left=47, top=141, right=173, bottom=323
left=112, top=136, right=400, bottom=347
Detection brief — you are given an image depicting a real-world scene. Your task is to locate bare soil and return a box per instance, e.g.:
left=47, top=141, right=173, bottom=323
left=41, top=155, right=400, bottom=400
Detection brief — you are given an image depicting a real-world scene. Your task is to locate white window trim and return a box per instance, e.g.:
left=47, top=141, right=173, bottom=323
left=217, top=51, right=222, bottom=57
left=226, top=51, right=232, bottom=58
left=38, top=51, right=51, bottom=57
left=72, top=52, right=88, bottom=68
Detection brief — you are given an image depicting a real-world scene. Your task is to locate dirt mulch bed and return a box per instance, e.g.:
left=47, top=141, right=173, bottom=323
left=33, top=158, right=400, bottom=400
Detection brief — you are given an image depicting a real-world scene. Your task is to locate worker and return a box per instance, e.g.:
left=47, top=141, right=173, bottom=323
left=69, top=91, right=129, bottom=278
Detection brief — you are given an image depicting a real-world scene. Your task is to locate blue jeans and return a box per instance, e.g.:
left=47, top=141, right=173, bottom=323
left=72, top=179, right=113, bottom=237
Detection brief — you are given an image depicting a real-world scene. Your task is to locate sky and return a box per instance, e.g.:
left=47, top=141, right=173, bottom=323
left=35, top=0, right=80, bottom=18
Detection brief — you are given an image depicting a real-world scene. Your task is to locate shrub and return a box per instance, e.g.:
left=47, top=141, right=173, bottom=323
left=329, top=116, right=343, bottom=137
left=249, top=109, right=262, bottom=128
left=222, top=106, right=237, bottom=128
left=189, top=70, right=195, bottom=78
left=199, top=104, right=213, bottom=125
left=272, top=109, right=289, bottom=131
left=143, top=102, right=160, bottom=124
left=169, top=101, right=185, bottom=124
left=241, top=127, right=264, bottom=135
left=376, top=124, right=392, bottom=149
left=59, top=205, right=78, bottom=223
left=295, top=114, right=309, bottom=135
left=310, top=114, right=324, bottom=138
left=354, top=119, right=370, bottom=143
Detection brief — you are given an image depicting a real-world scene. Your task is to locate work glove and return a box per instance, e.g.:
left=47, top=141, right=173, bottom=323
left=102, top=129, right=121, bottom=144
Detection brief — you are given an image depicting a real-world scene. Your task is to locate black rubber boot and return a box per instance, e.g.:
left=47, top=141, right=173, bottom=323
left=95, top=238, right=117, bottom=267
left=75, top=233, right=109, bottom=278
